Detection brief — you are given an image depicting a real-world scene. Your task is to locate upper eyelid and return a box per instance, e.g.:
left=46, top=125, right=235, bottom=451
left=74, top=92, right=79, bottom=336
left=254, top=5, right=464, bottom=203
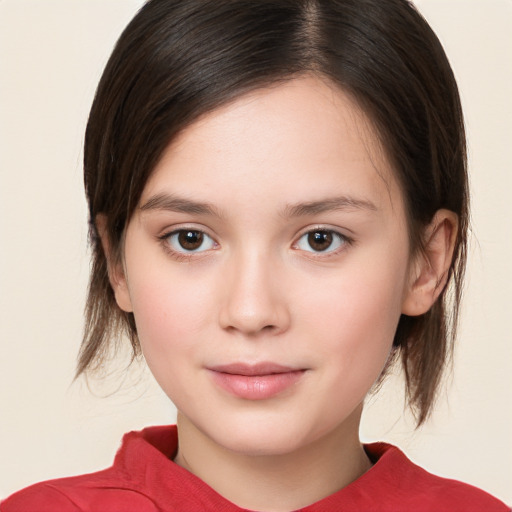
left=294, top=225, right=351, bottom=240
left=158, top=224, right=216, bottom=239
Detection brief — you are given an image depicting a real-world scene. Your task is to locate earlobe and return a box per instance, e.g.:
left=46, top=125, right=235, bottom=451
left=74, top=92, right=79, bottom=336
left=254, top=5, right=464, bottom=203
left=402, top=209, right=458, bottom=316
left=96, top=214, right=133, bottom=313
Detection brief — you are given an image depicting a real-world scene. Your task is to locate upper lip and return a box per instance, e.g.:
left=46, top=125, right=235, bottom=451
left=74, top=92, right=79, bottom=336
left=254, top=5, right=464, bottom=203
left=208, top=363, right=302, bottom=376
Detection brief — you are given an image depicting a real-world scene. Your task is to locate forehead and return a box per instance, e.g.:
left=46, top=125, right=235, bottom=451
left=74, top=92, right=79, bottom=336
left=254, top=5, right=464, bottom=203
left=141, top=75, right=400, bottom=214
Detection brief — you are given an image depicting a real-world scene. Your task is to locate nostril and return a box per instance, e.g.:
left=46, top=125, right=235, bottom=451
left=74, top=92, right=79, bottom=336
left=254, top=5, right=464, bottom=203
left=217, top=265, right=291, bottom=336
left=223, top=323, right=279, bottom=336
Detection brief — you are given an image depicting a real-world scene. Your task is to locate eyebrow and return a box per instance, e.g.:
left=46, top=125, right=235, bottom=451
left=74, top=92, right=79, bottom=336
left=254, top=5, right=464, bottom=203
left=139, top=193, right=377, bottom=219
left=281, top=196, right=378, bottom=218
left=139, top=193, right=223, bottom=217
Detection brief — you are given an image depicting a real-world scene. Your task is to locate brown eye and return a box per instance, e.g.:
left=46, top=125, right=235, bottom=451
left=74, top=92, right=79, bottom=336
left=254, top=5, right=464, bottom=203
left=166, top=229, right=215, bottom=253
left=178, top=230, right=204, bottom=250
left=295, top=229, right=347, bottom=254
left=307, top=231, right=333, bottom=251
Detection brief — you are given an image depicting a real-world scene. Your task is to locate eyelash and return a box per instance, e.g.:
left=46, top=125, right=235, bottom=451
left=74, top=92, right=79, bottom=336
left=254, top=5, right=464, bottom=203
left=158, top=228, right=218, bottom=261
left=158, top=226, right=353, bottom=261
left=292, top=227, right=354, bottom=258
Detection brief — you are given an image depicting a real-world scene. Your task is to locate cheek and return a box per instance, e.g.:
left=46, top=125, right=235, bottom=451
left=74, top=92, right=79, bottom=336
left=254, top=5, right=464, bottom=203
left=126, top=270, right=213, bottom=407
left=303, top=256, right=405, bottom=335
left=127, top=264, right=214, bottom=362
left=298, top=250, right=407, bottom=378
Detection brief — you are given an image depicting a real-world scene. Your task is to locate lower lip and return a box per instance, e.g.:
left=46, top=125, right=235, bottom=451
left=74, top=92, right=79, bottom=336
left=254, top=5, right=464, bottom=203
left=209, top=370, right=306, bottom=400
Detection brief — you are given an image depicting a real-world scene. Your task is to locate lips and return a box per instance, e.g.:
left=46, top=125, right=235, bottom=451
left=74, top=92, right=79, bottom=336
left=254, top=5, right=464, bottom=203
left=207, top=363, right=306, bottom=400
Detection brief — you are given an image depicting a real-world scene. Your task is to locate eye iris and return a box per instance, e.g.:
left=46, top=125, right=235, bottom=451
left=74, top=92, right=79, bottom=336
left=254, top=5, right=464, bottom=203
left=178, top=230, right=203, bottom=250
left=308, top=231, right=333, bottom=251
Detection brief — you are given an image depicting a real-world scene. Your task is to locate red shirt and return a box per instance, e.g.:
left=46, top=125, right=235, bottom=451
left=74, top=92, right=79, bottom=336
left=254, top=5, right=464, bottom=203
left=1, top=425, right=509, bottom=511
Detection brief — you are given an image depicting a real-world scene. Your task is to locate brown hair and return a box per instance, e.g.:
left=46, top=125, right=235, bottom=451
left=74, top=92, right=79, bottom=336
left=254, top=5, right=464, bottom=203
left=78, top=0, right=468, bottom=425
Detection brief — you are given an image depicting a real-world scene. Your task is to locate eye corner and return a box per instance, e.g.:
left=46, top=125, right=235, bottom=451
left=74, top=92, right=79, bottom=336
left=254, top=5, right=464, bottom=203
left=293, top=227, right=353, bottom=256
left=159, top=227, right=219, bottom=260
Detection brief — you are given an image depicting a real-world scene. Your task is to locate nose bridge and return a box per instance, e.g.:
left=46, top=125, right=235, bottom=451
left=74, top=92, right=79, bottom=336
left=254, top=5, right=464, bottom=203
left=219, top=246, right=289, bottom=336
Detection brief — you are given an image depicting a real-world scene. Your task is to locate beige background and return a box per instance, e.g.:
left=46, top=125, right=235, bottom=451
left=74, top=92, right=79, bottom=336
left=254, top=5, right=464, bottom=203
left=0, top=0, right=510, bottom=504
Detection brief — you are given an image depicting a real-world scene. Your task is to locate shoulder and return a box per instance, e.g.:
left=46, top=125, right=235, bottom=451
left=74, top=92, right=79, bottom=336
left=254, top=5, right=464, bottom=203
left=0, top=468, right=159, bottom=512
left=1, top=481, right=81, bottom=512
left=1, top=426, right=178, bottom=512
left=363, top=443, right=510, bottom=512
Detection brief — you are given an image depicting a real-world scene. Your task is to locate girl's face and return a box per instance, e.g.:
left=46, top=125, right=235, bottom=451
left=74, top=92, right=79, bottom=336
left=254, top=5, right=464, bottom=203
left=114, top=76, right=416, bottom=456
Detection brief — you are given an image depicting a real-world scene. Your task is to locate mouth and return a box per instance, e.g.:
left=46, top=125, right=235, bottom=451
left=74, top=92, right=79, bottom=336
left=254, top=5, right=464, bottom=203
left=207, top=362, right=307, bottom=400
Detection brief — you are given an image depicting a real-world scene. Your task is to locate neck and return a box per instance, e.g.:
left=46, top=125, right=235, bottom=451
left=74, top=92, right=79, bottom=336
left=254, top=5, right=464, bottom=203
left=173, top=406, right=372, bottom=512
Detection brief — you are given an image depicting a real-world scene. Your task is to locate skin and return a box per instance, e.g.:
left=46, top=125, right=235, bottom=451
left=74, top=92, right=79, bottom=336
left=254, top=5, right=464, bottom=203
left=105, top=76, right=457, bottom=511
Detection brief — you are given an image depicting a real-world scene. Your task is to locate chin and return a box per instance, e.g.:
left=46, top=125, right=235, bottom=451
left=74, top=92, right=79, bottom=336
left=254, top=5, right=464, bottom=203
left=222, top=433, right=305, bottom=457
left=205, top=414, right=323, bottom=458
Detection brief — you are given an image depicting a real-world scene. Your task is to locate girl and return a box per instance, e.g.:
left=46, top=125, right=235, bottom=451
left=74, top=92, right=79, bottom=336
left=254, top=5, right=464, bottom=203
left=2, top=0, right=509, bottom=510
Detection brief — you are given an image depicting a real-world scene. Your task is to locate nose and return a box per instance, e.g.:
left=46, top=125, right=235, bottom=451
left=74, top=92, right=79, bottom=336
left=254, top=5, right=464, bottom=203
left=218, top=251, right=291, bottom=337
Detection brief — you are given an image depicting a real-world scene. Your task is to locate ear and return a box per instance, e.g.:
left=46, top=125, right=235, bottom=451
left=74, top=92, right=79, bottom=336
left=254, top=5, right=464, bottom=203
left=96, top=214, right=133, bottom=313
left=402, top=209, right=458, bottom=316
